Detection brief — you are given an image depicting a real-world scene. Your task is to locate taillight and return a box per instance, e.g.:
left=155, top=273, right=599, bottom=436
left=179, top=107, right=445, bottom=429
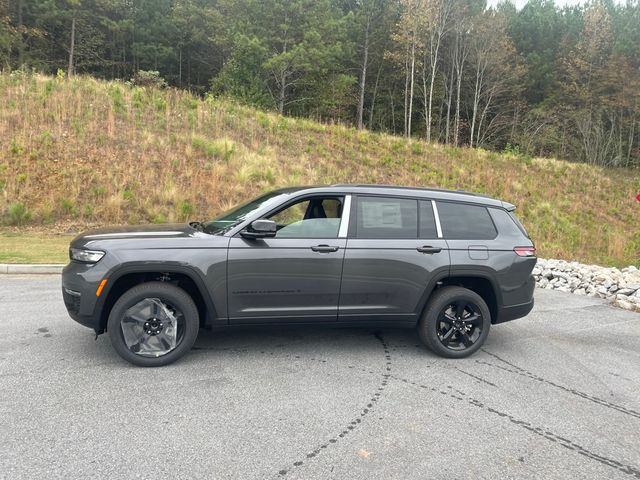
left=514, top=246, right=536, bottom=257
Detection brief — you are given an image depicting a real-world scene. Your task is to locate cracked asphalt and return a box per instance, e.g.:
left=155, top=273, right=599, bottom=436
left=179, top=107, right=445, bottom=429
left=1, top=275, right=639, bottom=479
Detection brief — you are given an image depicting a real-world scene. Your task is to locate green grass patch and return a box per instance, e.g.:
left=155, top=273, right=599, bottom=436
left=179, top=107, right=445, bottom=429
left=0, top=232, right=71, bottom=263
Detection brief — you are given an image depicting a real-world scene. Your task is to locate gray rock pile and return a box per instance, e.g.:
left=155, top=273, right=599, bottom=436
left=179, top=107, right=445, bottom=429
left=533, top=258, right=640, bottom=312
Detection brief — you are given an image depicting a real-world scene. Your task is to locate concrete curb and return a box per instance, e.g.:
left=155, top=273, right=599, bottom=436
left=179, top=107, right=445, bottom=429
left=0, top=264, right=65, bottom=274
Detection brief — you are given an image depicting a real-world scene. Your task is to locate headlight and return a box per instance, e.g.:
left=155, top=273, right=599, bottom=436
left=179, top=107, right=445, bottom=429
left=70, top=248, right=105, bottom=264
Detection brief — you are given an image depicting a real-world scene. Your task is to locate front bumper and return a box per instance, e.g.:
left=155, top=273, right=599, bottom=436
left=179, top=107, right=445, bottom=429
left=61, top=260, right=109, bottom=332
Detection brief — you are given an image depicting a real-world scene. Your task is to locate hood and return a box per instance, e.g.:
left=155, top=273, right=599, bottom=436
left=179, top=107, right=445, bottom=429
left=71, top=223, right=200, bottom=245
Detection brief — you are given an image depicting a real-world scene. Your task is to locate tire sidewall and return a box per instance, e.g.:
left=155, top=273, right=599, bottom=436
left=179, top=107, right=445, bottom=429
left=419, top=287, right=491, bottom=359
left=107, top=282, right=199, bottom=367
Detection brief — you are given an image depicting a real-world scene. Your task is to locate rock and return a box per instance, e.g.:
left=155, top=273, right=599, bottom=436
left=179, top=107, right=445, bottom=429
left=616, top=288, right=636, bottom=296
left=615, top=299, right=634, bottom=311
left=532, top=258, right=640, bottom=310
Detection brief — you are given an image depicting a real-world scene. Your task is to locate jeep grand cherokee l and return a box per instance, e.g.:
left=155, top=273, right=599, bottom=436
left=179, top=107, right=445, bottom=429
left=62, top=185, right=536, bottom=367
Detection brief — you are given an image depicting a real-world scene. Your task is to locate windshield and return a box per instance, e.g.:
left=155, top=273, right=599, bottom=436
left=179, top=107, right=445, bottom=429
left=203, top=191, right=291, bottom=235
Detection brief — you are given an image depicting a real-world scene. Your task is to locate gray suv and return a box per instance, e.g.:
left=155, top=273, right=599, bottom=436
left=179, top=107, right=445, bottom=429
left=62, top=185, right=536, bottom=366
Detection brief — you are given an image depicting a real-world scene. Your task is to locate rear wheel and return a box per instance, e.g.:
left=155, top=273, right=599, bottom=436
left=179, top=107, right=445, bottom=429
left=107, top=282, right=199, bottom=367
left=418, top=286, right=490, bottom=358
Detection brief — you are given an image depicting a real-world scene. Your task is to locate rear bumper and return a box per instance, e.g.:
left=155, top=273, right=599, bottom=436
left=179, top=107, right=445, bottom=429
left=494, top=274, right=535, bottom=324
left=495, top=298, right=534, bottom=324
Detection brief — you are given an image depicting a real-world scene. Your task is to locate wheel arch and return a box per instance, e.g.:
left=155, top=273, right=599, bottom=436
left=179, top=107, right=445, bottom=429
left=419, top=270, right=502, bottom=324
left=97, top=264, right=216, bottom=333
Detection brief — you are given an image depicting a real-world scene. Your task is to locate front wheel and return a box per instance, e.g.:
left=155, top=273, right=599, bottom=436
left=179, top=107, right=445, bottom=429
left=107, top=282, right=199, bottom=367
left=418, top=286, right=491, bottom=359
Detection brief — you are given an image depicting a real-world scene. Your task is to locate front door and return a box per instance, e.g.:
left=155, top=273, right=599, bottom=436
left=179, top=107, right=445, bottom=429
left=227, top=195, right=348, bottom=323
left=339, top=196, right=450, bottom=322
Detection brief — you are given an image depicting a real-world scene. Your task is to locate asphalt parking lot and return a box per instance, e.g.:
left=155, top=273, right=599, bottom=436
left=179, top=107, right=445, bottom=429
left=1, top=275, right=639, bottom=480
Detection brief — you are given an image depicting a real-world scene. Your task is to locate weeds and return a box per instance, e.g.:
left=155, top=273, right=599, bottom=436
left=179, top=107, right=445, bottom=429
left=0, top=72, right=637, bottom=267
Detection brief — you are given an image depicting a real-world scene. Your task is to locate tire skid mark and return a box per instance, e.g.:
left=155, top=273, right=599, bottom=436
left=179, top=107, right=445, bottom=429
left=274, top=332, right=392, bottom=478
left=479, top=349, right=640, bottom=420
left=389, top=372, right=640, bottom=479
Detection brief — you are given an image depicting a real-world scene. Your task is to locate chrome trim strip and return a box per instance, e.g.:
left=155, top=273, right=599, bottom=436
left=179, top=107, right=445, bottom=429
left=84, top=231, right=183, bottom=239
left=432, top=200, right=443, bottom=238
left=338, top=195, right=352, bottom=238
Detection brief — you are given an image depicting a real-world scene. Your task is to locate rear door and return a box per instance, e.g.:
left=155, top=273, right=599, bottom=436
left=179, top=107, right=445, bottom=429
left=338, top=195, right=450, bottom=323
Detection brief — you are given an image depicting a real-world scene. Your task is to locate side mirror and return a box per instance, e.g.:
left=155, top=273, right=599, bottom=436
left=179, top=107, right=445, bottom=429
left=240, top=219, right=277, bottom=239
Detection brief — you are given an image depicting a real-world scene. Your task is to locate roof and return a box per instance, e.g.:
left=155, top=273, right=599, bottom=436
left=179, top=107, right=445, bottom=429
left=276, top=184, right=511, bottom=209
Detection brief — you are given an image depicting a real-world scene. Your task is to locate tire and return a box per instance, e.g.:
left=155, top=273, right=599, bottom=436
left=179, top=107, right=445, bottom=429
left=418, top=286, right=491, bottom=359
left=107, top=282, right=199, bottom=367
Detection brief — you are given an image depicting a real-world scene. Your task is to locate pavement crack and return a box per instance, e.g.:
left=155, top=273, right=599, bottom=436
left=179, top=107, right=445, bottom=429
left=273, top=331, right=392, bottom=478
left=388, top=372, right=640, bottom=479
left=454, top=368, right=497, bottom=387
left=479, top=349, right=640, bottom=420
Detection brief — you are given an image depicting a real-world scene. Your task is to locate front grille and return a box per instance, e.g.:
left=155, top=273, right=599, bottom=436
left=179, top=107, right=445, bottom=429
left=62, top=287, right=81, bottom=315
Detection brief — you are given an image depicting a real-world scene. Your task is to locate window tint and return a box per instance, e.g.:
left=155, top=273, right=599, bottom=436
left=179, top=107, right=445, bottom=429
left=267, top=197, right=342, bottom=238
left=419, top=201, right=438, bottom=239
left=436, top=201, right=497, bottom=240
left=357, top=196, right=417, bottom=239
left=488, top=208, right=525, bottom=238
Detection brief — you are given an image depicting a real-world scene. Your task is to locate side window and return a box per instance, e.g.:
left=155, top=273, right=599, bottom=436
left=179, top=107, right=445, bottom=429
left=488, top=208, right=525, bottom=239
left=419, top=201, right=438, bottom=239
left=436, top=201, right=497, bottom=240
left=356, top=196, right=417, bottom=239
left=267, top=197, right=342, bottom=238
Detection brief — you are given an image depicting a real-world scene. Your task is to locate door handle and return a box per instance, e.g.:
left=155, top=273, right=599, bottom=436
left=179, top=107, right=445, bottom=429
left=311, top=245, right=340, bottom=253
left=417, top=246, right=442, bottom=254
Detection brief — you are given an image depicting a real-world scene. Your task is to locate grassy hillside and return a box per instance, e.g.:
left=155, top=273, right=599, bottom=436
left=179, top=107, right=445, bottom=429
left=0, top=72, right=638, bottom=267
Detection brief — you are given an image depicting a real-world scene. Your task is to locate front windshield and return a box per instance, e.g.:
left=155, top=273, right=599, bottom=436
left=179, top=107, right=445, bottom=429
left=203, top=191, right=291, bottom=235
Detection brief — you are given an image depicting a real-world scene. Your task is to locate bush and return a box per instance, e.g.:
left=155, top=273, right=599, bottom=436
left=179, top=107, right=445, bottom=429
left=177, top=201, right=195, bottom=219
left=129, top=70, right=167, bottom=89
left=7, top=202, right=31, bottom=225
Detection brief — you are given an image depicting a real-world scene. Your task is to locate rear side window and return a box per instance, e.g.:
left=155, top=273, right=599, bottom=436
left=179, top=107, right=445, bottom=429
left=436, top=201, right=497, bottom=240
left=356, top=196, right=418, bottom=239
left=419, top=201, right=438, bottom=239
left=508, top=211, right=530, bottom=238
left=488, top=208, right=527, bottom=239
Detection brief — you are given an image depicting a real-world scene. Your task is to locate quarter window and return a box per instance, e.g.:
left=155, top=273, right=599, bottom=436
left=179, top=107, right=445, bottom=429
left=356, top=196, right=418, bottom=239
left=436, top=201, right=497, bottom=240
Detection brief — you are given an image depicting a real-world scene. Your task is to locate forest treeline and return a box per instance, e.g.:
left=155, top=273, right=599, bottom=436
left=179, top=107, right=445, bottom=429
left=1, top=0, right=639, bottom=167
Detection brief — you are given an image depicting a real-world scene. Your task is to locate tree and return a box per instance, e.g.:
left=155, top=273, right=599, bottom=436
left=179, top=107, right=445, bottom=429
left=420, top=0, right=451, bottom=142
left=467, top=9, right=520, bottom=148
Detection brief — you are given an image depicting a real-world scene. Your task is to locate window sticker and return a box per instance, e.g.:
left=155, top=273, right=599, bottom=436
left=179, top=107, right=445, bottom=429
left=361, top=201, right=403, bottom=229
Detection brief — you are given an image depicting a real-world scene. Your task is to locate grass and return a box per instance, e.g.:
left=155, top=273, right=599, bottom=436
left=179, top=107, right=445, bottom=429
left=0, top=71, right=638, bottom=266
left=0, top=232, right=70, bottom=264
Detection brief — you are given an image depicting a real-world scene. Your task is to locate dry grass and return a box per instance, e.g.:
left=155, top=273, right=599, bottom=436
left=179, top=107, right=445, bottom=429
left=0, top=71, right=638, bottom=267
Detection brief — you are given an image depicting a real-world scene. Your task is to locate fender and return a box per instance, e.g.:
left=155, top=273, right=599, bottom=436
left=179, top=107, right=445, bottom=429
left=95, top=261, right=219, bottom=331
left=416, top=266, right=503, bottom=319
left=448, top=265, right=504, bottom=305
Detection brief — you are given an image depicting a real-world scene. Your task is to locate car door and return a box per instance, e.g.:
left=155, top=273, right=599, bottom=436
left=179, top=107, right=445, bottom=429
left=227, top=194, right=349, bottom=323
left=338, top=196, right=450, bottom=323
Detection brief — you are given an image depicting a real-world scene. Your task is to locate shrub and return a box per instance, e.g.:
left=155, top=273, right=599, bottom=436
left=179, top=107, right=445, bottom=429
left=177, top=200, right=195, bottom=218
left=7, top=202, right=31, bottom=225
left=60, top=198, right=75, bottom=215
left=151, top=213, right=167, bottom=224
left=130, top=70, right=167, bottom=89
